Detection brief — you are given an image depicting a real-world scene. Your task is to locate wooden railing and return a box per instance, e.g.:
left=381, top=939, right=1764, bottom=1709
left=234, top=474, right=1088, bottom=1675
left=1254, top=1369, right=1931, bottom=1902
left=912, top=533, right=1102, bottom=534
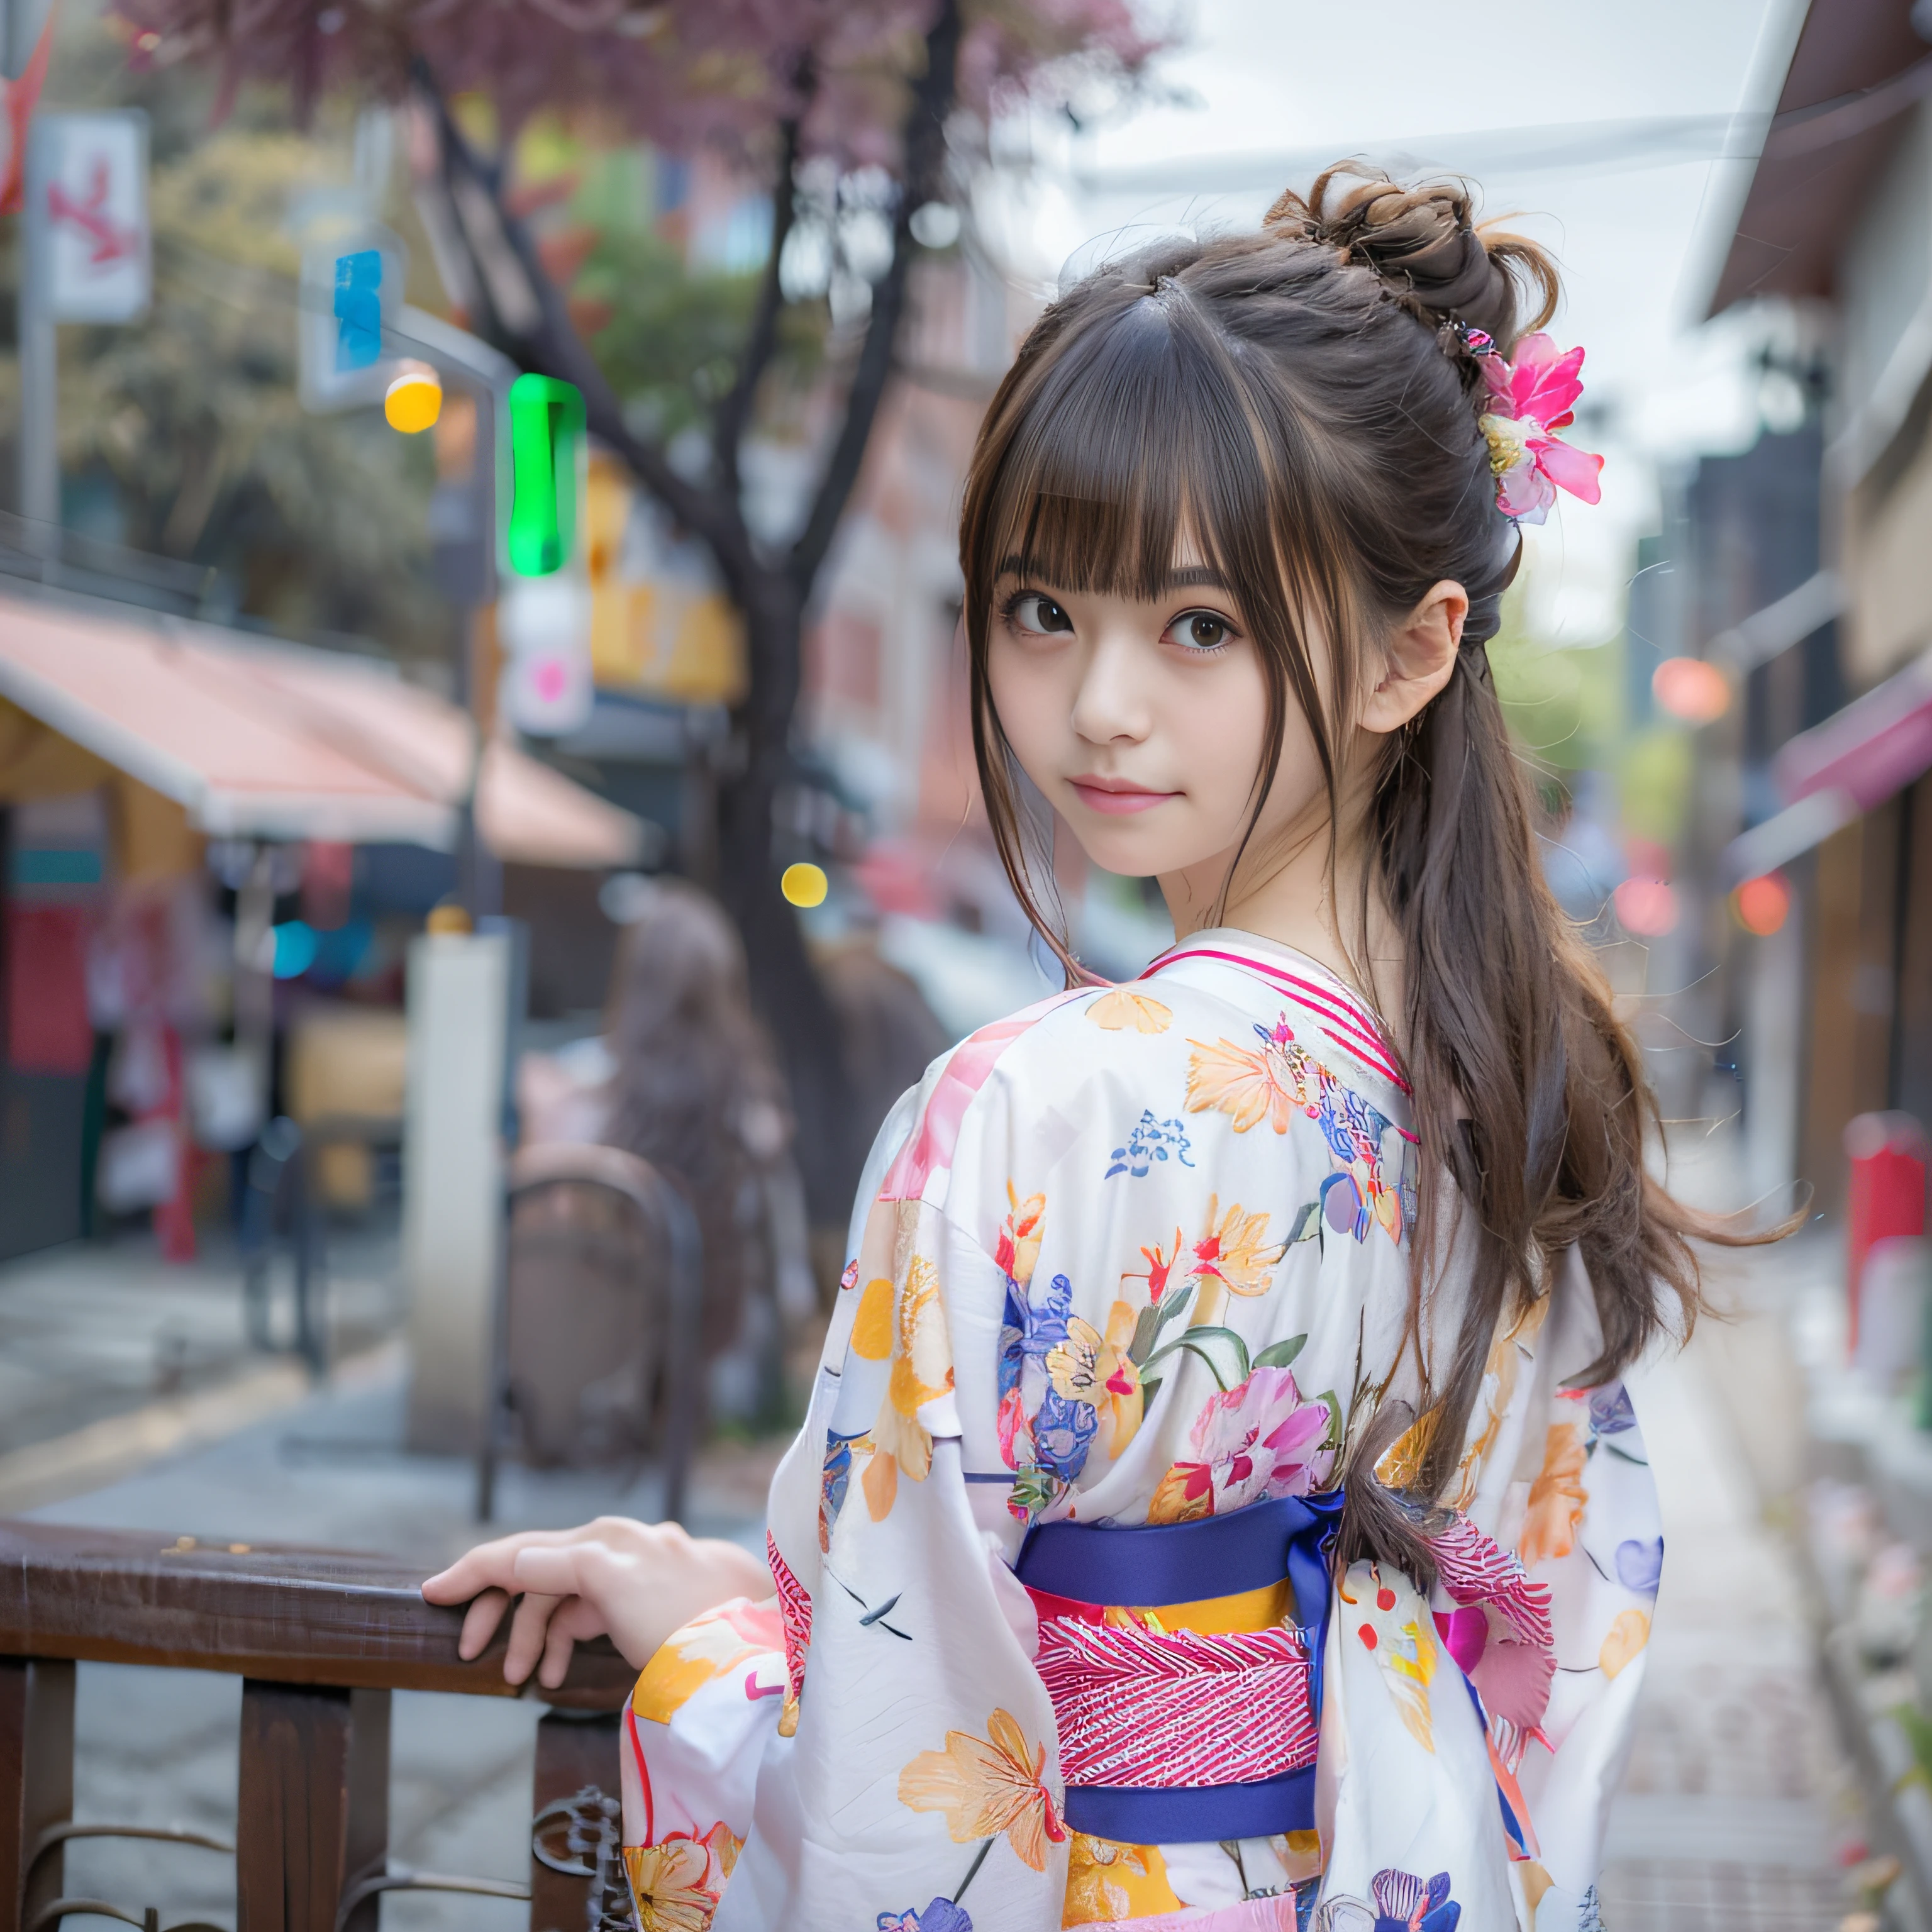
left=0, top=1521, right=638, bottom=1932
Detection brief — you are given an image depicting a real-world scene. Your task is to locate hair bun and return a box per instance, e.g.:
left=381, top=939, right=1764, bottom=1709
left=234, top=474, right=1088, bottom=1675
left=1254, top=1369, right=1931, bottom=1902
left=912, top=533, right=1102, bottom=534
left=1263, top=163, right=1556, bottom=350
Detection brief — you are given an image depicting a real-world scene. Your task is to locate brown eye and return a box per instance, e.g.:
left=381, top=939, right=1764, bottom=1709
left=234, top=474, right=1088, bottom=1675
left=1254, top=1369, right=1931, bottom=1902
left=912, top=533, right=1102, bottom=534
left=1165, top=609, right=1235, bottom=653
left=1010, top=592, right=1074, bottom=635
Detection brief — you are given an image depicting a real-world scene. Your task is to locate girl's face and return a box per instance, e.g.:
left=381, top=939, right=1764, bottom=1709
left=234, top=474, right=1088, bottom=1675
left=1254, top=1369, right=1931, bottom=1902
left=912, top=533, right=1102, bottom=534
left=984, top=544, right=1331, bottom=909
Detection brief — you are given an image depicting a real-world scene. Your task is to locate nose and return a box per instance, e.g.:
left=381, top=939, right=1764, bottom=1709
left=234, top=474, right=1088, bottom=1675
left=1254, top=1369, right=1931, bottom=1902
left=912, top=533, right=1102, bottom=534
left=1069, top=621, right=1153, bottom=748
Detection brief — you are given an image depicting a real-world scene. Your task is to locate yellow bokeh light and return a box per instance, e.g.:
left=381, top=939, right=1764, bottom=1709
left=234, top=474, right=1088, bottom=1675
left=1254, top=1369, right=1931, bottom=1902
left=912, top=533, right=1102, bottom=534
left=384, top=364, right=443, bottom=434
left=780, top=862, right=828, bottom=908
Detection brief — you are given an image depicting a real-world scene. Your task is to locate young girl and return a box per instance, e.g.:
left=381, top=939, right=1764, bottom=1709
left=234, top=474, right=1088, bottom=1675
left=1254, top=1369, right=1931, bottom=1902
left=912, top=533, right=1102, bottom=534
left=426, top=167, right=1728, bottom=1932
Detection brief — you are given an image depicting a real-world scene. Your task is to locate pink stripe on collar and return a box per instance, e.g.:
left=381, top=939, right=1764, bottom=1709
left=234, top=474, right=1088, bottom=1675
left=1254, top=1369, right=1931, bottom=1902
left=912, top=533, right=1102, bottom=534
left=1144, top=945, right=1411, bottom=1094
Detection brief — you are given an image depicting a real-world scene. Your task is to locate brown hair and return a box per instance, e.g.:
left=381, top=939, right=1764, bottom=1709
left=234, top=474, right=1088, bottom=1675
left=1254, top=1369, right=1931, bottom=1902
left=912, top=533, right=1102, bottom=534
left=959, top=166, right=1765, bottom=1577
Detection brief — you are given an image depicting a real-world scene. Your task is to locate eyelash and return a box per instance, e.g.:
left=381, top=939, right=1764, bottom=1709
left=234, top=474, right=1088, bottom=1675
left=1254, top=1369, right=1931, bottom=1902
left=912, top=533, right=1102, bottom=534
left=997, top=589, right=1241, bottom=656
left=1165, top=609, right=1238, bottom=655
left=997, top=588, right=1055, bottom=633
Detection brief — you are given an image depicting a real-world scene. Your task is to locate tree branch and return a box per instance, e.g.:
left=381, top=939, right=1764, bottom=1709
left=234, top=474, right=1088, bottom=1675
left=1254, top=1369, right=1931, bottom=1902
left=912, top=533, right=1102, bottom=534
left=713, top=108, right=803, bottom=504
left=788, top=0, right=961, bottom=592
left=415, top=66, right=759, bottom=587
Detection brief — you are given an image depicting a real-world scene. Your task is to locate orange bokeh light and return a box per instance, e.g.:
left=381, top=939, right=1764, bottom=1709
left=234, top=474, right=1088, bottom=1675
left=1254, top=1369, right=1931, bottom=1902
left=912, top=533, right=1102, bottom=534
left=1733, top=872, right=1791, bottom=936
left=1652, top=657, right=1731, bottom=725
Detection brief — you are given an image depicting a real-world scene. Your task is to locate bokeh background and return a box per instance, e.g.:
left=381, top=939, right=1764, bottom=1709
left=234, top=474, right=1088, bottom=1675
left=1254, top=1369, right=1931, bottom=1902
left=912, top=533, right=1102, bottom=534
left=1, top=3, right=1930, bottom=1929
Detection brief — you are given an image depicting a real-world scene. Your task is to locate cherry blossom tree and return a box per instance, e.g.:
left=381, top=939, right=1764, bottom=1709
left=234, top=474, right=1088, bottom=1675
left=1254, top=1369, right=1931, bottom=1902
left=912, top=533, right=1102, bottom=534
left=118, top=0, right=1162, bottom=1213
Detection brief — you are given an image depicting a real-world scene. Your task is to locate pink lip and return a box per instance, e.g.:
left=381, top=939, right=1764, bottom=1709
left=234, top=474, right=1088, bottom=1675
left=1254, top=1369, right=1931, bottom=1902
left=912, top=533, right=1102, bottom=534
left=1068, top=777, right=1179, bottom=815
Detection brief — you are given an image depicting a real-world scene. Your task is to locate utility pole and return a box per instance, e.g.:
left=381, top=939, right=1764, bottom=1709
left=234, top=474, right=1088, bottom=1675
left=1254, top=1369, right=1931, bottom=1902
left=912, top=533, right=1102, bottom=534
left=389, top=304, right=515, bottom=918
left=11, top=0, right=57, bottom=548
left=18, top=134, right=55, bottom=544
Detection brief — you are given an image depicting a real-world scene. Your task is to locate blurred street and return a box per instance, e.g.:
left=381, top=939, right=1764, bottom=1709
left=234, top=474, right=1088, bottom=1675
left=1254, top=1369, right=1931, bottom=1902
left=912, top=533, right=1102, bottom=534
left=0, top=1227, right=397, bottom=1495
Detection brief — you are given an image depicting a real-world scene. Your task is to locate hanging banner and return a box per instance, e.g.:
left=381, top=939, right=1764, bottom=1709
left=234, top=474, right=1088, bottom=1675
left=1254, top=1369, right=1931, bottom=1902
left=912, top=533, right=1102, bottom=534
left=27, top=109, right=149, bottom=322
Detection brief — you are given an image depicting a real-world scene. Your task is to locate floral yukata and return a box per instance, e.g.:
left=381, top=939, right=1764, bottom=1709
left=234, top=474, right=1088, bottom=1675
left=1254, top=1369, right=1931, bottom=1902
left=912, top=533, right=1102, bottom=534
left=619, top=931, right=1660, bottom=1932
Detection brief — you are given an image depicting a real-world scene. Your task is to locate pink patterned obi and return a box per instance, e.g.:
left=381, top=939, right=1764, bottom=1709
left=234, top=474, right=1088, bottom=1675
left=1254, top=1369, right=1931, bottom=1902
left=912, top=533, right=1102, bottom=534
left=1029, top=1587, right=1318, bottom=1792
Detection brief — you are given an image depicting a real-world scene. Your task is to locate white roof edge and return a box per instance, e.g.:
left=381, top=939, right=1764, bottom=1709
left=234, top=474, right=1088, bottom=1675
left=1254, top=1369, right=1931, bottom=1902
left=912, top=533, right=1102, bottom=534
left=1675, top=0, right=1813, bottom=326
left=192, top=791, right=459, bottom=849
left=1709, top=568, right=1845, bottom=671
left=1722, top=787, right=1860, bottom=883
left=0, top=647, right=209, bottom=809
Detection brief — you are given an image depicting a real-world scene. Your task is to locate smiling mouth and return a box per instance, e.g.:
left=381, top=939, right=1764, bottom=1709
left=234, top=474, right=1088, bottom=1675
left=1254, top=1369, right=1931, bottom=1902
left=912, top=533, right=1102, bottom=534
left=1067, top=777, right=1179, bottom=816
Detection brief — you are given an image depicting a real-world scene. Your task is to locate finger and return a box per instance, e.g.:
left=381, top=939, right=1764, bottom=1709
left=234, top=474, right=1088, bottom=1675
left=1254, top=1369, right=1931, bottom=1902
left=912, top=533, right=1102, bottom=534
left=514, top=1543, right=607, bottom=1602
left=536, top=1595, right=609, bottom=1691
left=503, top=1590, right=565, bottom=1687
left=422, top=1530, right=562, bottom=1604
left=453, top=1587, right=511, bottom=1661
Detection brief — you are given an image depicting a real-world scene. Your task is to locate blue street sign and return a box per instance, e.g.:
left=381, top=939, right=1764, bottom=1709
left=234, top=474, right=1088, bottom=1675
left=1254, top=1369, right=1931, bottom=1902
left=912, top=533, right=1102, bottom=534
left=334, top=248, right=384, bottom=372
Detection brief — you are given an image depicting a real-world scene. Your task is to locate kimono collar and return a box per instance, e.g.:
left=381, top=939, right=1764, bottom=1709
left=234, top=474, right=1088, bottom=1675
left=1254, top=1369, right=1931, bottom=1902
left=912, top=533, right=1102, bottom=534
left=1139, top=930, right=1411, bottom=1098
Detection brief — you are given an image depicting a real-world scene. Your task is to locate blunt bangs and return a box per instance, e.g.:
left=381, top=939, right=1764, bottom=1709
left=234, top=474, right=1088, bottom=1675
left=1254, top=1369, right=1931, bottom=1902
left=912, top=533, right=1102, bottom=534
left=974, top=287, right=1282, bottom=608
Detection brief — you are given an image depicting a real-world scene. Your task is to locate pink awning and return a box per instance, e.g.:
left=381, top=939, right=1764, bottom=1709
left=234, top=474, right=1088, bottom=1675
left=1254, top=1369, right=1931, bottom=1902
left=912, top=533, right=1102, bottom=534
left=0, top=588, right=643, bottom=867
left=1725, top=646, right=1932, bottom=882
left=1774, top=647, right=1932, bottom=813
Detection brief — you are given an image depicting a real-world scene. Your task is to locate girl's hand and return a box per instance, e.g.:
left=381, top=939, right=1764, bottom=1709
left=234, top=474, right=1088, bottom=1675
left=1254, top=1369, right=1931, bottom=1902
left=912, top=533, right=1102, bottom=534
left=421, top=1516, right=772, bottom=1690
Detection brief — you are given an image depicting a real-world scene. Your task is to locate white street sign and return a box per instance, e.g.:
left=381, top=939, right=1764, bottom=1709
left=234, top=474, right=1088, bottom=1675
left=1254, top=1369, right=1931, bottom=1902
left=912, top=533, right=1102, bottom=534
left=499, top=572, right=594, bottom=737
left=28, top=112, right=149, bottom=323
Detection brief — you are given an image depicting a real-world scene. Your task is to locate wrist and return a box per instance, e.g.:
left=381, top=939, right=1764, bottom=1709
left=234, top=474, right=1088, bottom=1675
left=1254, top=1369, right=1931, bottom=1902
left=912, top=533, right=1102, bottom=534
left=699, top=1536, right=775, bottom=1599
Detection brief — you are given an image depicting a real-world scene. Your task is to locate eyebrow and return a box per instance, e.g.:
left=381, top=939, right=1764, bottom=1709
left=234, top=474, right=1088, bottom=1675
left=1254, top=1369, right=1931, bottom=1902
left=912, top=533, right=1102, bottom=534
left=994, top=555, right=1234, bottom=595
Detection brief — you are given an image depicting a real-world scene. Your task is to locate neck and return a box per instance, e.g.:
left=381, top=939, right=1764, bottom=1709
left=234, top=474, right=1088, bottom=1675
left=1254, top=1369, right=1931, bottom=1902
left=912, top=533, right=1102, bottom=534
left=1157, top=767, right=1402, bottom=1017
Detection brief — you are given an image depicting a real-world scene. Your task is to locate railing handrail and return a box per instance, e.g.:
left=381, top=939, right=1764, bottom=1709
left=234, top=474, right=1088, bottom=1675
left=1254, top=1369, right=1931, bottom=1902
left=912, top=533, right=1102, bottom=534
left=0, top=1520, right=633, bottom=1708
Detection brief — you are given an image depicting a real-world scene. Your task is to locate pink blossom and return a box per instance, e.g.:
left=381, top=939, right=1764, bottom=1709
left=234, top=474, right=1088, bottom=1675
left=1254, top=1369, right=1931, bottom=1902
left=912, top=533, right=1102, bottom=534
left=118, top=0, right=1167, bottom=169
left=1478, top=333, right=1604, bottom=525
left=1185, top=1365, right=1333, bottom=1513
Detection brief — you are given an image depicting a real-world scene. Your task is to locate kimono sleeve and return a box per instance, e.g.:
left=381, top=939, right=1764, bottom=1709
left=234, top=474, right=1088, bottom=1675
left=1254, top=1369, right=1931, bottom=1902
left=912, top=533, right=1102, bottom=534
left=620, top=1023, right=1077, bottom=1932
left=1314, top=1249, right=1660, bottom=1932
left=1501, top=1249, right=1661, bottom=1931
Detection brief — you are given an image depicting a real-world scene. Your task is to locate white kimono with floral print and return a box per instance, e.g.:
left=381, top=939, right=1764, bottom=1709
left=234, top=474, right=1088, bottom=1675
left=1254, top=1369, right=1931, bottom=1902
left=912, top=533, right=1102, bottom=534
left=619, top=932, right=1659, bottom=1932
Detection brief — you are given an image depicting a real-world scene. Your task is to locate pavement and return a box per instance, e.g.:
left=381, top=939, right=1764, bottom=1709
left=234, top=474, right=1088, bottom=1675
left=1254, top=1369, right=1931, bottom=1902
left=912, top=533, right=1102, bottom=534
left=0, top=1223, right=399, bottom=1504
left=3, top=1159, right=1876, bottom=1932
left=1601, top=1294, right=1860, bottom=1929
left=1589, top=1114, right=1867, bottom=1932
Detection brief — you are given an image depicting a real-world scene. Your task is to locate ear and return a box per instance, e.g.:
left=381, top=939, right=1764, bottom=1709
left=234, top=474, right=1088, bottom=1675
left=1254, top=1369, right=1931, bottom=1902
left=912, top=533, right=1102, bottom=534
left=1360, top=580, right=1467, bottom=734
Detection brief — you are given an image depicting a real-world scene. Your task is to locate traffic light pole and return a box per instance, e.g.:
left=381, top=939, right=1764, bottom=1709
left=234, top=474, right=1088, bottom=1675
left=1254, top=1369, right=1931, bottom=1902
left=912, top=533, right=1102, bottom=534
left=388, top=305, right=515, bottom=919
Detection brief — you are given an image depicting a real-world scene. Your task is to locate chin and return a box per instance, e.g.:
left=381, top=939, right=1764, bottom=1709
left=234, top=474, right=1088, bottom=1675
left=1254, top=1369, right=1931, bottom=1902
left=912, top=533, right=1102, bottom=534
left=1064, top=822, right=1187, bottom=879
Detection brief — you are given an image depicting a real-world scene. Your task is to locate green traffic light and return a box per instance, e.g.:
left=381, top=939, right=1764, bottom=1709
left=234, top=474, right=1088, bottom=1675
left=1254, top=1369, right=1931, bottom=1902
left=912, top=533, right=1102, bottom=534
left=507, top=374, right=586, bottom=577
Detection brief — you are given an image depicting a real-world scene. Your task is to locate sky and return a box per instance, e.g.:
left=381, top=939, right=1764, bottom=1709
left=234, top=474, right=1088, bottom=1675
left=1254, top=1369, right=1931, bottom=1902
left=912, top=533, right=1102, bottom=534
left=978, top=0, right=1816, bottom=648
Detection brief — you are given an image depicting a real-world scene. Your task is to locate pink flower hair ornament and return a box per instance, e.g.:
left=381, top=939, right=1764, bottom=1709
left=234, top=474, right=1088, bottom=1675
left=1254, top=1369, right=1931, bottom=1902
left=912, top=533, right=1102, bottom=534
left=1472, top=331, right=1604, bottom=525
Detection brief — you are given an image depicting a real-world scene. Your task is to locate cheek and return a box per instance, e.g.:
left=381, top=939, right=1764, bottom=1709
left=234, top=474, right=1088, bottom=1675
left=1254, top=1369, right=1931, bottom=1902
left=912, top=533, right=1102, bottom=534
left=1252, top=702, right=1327, bottom=831
left=1163, top=658, right=1273, bottom=843
left=985, top=640, right=1062, bottom=775
left=1185, top=676, right=1262, bottom=806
